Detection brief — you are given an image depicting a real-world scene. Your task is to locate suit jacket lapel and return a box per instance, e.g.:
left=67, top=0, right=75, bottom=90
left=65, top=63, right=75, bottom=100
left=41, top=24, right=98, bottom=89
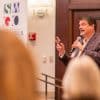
left=81, top=33, right=96, bottom=55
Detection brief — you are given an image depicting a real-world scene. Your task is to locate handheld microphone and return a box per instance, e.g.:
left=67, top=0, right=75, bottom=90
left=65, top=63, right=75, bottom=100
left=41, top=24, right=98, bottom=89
left=70, top=35, right=83, bottom=55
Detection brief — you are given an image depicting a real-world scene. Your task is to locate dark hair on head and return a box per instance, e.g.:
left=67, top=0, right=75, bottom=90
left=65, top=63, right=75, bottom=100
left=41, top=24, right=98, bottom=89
left=79, top=16, right=96, bottom=30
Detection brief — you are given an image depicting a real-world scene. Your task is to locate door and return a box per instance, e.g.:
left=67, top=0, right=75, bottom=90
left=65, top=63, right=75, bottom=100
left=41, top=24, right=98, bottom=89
left=56, top=0, right=100, bottom=99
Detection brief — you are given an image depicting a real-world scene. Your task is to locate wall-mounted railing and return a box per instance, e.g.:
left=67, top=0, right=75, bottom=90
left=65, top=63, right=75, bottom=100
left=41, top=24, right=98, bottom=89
left=37, top=73, right=62, bottom=100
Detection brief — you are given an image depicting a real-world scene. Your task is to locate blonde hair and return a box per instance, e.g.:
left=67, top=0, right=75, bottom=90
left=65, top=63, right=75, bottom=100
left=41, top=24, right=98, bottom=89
left=62, top=55, right=100, bottom=99
left=0, top=29, right=39, bottom=100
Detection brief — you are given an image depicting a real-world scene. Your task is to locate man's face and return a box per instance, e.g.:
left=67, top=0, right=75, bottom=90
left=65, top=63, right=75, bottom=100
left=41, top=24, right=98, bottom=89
left=79, top=19, right=94, bottom=37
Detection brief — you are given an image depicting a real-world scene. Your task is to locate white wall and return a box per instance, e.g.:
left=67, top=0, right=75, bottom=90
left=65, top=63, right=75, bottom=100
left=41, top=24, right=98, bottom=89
left=27, top=0, right=56, bottom=92
left=0, top=0, right=28, bottom=43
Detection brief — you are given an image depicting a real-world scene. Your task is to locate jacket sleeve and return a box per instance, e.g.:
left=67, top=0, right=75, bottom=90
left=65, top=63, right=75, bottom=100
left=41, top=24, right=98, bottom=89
left=59, top=54, right=71, bottom=66
left=85, top=43, right=100, bottom=67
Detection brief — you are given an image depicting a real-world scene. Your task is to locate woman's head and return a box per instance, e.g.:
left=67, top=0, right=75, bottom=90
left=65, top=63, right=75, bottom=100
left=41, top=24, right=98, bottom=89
left=0, top=29, right=39, bottom=100
left=62, top=55, right=100, bottom=100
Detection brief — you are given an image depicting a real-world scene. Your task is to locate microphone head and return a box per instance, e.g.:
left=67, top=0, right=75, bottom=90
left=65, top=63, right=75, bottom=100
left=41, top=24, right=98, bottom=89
left=77, top=36, right=84, bottom=45
left=70, top=35, right=83, bottom=54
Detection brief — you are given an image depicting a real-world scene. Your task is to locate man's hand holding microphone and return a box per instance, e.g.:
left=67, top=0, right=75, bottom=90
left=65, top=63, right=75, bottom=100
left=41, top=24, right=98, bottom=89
left=56, top=35, right=84, bottom=58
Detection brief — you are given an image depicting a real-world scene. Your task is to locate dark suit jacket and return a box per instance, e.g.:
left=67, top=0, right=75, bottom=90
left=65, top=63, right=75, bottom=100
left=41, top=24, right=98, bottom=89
left=60, top=32, right=100, bottom=67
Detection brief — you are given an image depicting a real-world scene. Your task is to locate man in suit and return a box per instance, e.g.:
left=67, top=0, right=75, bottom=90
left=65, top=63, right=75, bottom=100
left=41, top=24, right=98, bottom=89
left=56, top=16, right=100, bottom=66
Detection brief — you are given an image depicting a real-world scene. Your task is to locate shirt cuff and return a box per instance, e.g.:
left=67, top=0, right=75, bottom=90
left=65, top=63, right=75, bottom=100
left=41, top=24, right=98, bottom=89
left=59, top=50, right=66, bottom=58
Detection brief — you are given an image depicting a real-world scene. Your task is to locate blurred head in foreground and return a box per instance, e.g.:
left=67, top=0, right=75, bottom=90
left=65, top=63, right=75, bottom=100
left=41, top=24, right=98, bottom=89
left=62, top=55, right=100, bottom=100
left=0, top=29, right=39, bottom=100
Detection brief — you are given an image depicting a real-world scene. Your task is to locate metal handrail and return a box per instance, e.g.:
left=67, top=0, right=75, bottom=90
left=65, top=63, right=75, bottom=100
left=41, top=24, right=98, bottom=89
left=37, top=78, right=62, bottom=89
left=41, top=73, right=62, bottom=82
left=37, top=73, right=62, bottom=100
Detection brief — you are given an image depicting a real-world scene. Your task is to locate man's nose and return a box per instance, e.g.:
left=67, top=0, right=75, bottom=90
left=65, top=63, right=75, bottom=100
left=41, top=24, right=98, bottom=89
left=79, top=25, right=82, bottom=30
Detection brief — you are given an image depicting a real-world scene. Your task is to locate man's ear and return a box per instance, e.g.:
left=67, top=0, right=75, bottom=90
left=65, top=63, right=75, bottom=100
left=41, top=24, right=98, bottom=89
left=90, top=24, right=95, bottom=30
left=92, top=24, right=96, bottom=29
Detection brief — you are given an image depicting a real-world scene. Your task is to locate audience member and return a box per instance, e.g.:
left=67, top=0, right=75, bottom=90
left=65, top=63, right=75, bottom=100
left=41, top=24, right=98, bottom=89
left=62, top=55, right=100, bottom=100
left=0, top=29, right=39, bottom=100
